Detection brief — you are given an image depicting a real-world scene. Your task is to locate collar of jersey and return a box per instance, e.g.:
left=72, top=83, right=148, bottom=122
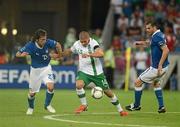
left=152, top=29, right=160, bottom=37
left=35, top=42, right=43, bottom=49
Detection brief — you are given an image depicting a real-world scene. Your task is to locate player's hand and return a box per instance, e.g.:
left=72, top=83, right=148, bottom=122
left=54, top=57, right=63, bottom=61
left=157, top=65, right=162, bottom=76
left=49, top=53, right=60, bottom=59
left=21, top=52, right=29, bottom=57
left=134, top=41, right=141, bottom=46
left=81, top=54, right=89, bottom=58
left=133, top=41, right=139, bottom=48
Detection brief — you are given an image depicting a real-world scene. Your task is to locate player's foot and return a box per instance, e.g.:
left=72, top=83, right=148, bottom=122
left=158, top=107, right=166, bottom=113
left=45, top=105, right=56, bottom=113
left=26, top=108, right=33, bottom=115
left=120, top=111, right=128, bottom=116
left=75, top=105, right=88, bottom=114
left=125, top=103, right=141, bottom=111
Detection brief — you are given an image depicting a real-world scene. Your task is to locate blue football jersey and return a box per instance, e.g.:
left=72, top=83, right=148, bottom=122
left=150, top=30, right=169, bottom=68
left=19, top=39, right=57, bottom=68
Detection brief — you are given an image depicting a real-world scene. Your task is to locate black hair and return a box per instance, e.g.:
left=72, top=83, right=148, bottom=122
left=32, top=29, right=47, bottom=42
left=145, top=20, right=160, bottom=29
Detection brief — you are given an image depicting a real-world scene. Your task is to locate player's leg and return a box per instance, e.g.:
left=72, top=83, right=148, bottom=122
left=125, top=67, right=155, bottom=111
left=153, top=67, right=168, bottom=113
left=45, top=82, right=54, bottom=107
left=75, top=80, right=88, bottom=113
left=26, top=67, right=42, bottom=115
left=125, top=78, right=143, bottom=111
left=44, top=82, right=56, bottom=113
left=104, top=89, right=128, bottom=116
left=92, top=73, right=128, bottom=116
left=26, top=91, right=36, bottom=115
left=42, top=65, right=56, bottom=113
left=153, top=81, right=166, bottom=113
left=134, top=79, right=143, bottom=108
left=75, top=72, right=90, bottom=113
left=28, top=92, right=36, bottom=109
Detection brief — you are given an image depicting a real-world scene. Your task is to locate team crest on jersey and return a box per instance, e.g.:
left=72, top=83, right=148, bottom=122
left=35, top=53, right=39, bottom=56
left=46, top=50, right=48, bottom=53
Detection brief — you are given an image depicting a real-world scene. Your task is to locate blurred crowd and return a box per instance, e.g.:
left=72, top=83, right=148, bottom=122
left=0, top=0, right=179, bottom=89
left=111, top=0, right=179, bottom=52
left=0, top=27, right=102, bottom=66
left=108, top=0, right=180, bottom=89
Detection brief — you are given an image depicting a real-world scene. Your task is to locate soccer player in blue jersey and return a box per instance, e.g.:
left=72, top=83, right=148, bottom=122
left=125, top=21, right=169, bottom=113
left=16, top=29, right=62, bottom=115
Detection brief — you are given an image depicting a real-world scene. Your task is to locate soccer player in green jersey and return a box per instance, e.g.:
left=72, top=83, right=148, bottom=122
left=63, top=31, right=128, bottom=116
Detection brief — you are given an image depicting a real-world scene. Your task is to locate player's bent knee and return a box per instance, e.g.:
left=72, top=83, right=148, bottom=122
left=76, top=80, right=84, bottom=89
left=29, top=92, right=36, bottom=97
left=47, top=83, right=54, bottom=91
left=47, top=88, right=54, bottom=92
left=135, top=79, right=143, bottom=87
left=154, top=82, right=161, bottom=88
left=76, top=84, right=83, bottom=89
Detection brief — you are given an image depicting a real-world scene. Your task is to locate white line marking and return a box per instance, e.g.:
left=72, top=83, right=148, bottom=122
left=91, top=111, right=180, bottom=114
left=43, top=112, right=180, bottom=127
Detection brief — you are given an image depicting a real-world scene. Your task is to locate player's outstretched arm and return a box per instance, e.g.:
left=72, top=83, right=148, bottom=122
left=89, top=48, right=104, bottom=58
left=82, top=48, right=104, bottom=58
left=134, top=40, right=150, bottom=47
left=16, top=51, right=29, bottom=57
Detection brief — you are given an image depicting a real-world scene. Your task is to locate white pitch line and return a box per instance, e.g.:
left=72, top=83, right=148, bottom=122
left=43, top=112, right=180, bottom=127
left=91, top=111, right=180, bottom=114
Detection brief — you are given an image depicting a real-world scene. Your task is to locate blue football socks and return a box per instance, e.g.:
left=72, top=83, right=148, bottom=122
left=134, top=86, right=143, bottom=107
left=28, top=94, right=35, bottom=109
left=45, top=90, right=54, bottom=108
left=154, top=87, right=164, bottom=108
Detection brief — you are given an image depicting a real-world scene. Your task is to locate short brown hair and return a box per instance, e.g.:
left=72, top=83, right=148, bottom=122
left=79, top=31, right=90, bottom=40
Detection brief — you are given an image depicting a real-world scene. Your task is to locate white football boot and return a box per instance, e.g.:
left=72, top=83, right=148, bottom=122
left=26, top=108, right=34, bottom=115
left=46, top=105, right=56, bottom=113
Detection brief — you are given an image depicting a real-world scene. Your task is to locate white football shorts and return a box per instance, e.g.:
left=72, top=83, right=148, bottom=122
left=139, top=66, right=168, bottom=84
left=29, top=65, right=54, bottom=93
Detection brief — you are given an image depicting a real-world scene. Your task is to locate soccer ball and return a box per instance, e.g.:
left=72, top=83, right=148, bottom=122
left=91, top=86, right=103, bottom=99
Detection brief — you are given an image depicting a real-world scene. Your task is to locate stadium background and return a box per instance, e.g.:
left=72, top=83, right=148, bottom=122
left=0, top=0, right=180, bottom=127
left=0, top=0, right=179, bottom=90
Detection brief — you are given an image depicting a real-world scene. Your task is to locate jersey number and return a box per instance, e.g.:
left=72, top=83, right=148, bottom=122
left=48, top=74, right=54, bottom=80
left=42, top=55, right=48, bottom=60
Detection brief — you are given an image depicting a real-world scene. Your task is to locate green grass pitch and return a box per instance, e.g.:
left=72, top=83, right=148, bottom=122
left=0, top=89, right=180, bottom=127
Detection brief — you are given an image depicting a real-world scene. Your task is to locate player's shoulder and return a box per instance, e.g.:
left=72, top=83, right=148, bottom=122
left=73, top=40, right=80, bottom=46
left=46, top=39, right=56, bottom=43
left=90, top=38, right=98, bottom=43
left=153, top=31, right=165, bottom=42
left=45, top=39, right=57, bottom=47
left=25, top=41, right=35, bottom=47
left=47, top=38, right=55, bottom=42
left=89, top=38, right=99, bottom=45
